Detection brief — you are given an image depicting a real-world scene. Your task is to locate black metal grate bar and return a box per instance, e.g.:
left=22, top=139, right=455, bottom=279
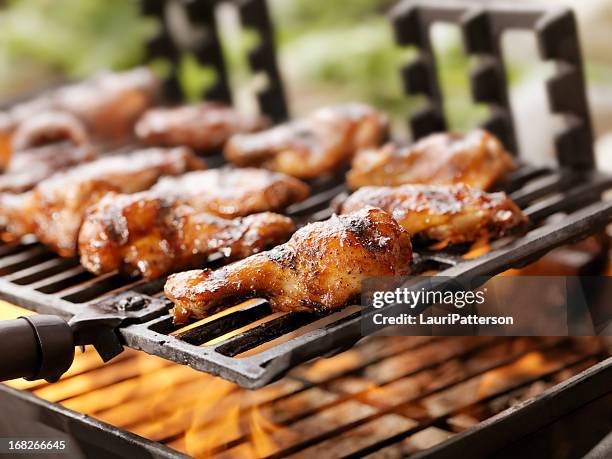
left=140, top=0, right=287, bottom=119
left=390, top=1, right=594, bottom=168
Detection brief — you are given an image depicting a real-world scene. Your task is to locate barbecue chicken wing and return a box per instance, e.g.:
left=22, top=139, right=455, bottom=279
left=135, top=102, right=268, bottom=151
left=80, top=191, right=295, bottom=279
left=224, top=103, right=388, bottom=179
left=347, top=130, right=514, bottom=190
left=337, top=183, right=527, bottom=245
left=0, top=147, right=203, bottom=255
left=165, top=207, right=412, bottom=323
left=0, top=68, right=159, bottom=167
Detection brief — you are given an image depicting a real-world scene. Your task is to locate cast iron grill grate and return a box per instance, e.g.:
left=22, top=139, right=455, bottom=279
left=0, top=1, right=611, bottom=388
left=0, top=158, right=610, bottom=388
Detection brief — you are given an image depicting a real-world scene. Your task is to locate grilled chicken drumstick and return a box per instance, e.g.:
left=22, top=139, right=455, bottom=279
left=336, top=183, right=527, bottom=245
left=80, top=194, right=295, bottom=279
left=10, top=111, right=89, bottom=152
left=224, top=103, right=388, bottom=179
left=135, top=102, right=268, bottom=151
left=347, top=129, right=514, bottom=190
left=0, top=147, right=204, bottom=255
left=165, top=207, right=412, bottom=323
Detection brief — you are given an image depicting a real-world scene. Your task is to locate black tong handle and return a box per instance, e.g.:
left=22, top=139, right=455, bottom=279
left=0, top=315, right=74, bottom=382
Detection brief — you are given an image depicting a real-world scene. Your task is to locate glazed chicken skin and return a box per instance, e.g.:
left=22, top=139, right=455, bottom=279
left=149, top=168, right=310, bottom=218
left=135, top=102, right=268, bottom=151
left=165, top=207, right=412, bottom=323
left=337, top=183, right=528, bottom=245
left=0, top=113, right=97, bottom=193
left=79, top=167, right=309, bottom=278
left=23, top=67, right=159, bottom=141
left=80, top=191, right=295, bottom=279
left=10, top=111, right=89, bottom=152
left=0, top=68, right=159, bottom=168
left=347, top=130, right=514, bottom=191
left=0, top=142, right=97, bottom=194
left=224, top=103, right=388, bottom=179
left=0, top=147, right=204, bottom=255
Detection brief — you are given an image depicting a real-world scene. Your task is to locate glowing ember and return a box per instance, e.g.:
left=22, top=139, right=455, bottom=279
left=463, top=234, right=491, bottom=260
left=429, top=240, right=450, bottom=250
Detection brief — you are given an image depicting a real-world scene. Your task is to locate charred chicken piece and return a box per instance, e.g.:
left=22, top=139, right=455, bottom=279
left=44, top=67, right=160, bottom=141
left=135, top=102, right=269, bottom=151
left=10, top=111, right=89, bottom=152
left=0, top=147, right=204, bottom=255
left=79, top=168, right=308, bottom=278
left=347, top=130, right=514, bottom=190
left=0, top=68, right=159, bottom=167
left=150, top=168, right=310, bottom=218
left=165, top=207, right=412, bottom=323
left=337, top=183, right=528, bottom=245
left=0, top=112, right=96, bottom=193
left=0, top=110, right=89, bottom=172
left=224, top=103, right=388, bottom=179
left=0, top=142, right=97, bottom=194
left=80, top=192, right=295, bottom=279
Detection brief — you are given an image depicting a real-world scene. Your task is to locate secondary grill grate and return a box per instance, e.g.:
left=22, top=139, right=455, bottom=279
left=4, top=334, right=610, bottom=458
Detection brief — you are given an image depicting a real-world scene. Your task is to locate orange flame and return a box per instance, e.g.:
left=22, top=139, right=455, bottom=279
left=429, top=240, right=450, bottom=251
left=463, top=234, right=491, bottom=260
left=248, top=405, right=280, bottom=457
left=476, top=352, right=546, bottom=398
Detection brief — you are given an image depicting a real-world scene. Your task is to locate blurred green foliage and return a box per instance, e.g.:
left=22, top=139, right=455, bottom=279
left=0, top=0, right=156, bottom=76
left=0, top=0, right=572, bottom=132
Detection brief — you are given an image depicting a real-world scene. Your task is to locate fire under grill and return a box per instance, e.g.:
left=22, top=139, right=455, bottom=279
left=3, top=332, right=611, bottom=458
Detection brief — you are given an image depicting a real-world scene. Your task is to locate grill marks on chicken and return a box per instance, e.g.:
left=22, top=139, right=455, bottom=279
left=79, top=168, right=309, bottom=278
left=224, top=103, right=388, bottom=179
left=135, top=102, right=269, bottom=151
left=337, top=183, right=528, bottom=245
left=347, top=130, right=514, bottom=190
left=0, top=147, right=204, bottom=255
left=80, top=192, right=295, bottom=279
left=165, top=207, right=412, bottom=323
